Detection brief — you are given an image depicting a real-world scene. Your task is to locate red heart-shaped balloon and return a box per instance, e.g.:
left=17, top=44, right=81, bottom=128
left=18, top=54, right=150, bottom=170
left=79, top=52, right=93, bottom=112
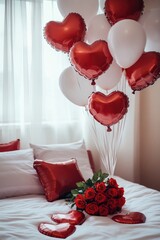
left=125, top=51, right=160, bottom=93
left=44, top=13, right=86, bottom=53
left=105, top=0, right=144, bottom=25
left=38, top=222, right=76, bottom=238
left=112, top=212, right=146, bottom=224
left=88, top=91, right=129, bottom=131
left=69, top=40, right=113, bottom=83
left=51, top=210, right=85, bottom=225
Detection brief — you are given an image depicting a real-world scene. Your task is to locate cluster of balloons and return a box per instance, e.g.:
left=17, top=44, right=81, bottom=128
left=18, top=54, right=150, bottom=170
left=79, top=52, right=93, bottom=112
left=44, top=0, right=160, bottom=131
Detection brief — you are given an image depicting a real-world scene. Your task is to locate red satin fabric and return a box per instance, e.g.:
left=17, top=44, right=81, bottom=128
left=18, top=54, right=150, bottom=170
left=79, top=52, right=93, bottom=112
left=44, top=13, right=86, bottom=53
left=33, top=159, right=84, bottom=202
left=125, top=51, right=160, bottom=92
left=0, top=139, right=20, bottom=152
left=70, top=40, right=113, bottom=81
left=88, top=91, right=129, bottom=131
left=105, top=0, right=144, bottom=25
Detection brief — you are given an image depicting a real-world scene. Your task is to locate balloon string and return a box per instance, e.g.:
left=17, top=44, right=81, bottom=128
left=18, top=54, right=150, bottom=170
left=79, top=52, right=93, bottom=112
left=85, top=71, right=128, bottom=176
left=92, top=84, right=96, bottom=93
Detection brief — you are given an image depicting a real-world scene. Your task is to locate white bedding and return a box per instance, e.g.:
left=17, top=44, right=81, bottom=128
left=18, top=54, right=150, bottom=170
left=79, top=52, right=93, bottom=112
left=0, top=177, right=160, bottom=240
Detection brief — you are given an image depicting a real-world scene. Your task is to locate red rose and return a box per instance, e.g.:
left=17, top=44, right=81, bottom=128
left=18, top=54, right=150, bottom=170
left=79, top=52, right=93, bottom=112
left=74, top=194, right=86, bottom=209
left=95, top=193, right=106, bottom=204
left=84, top=188, right=96, bottom=200
left=117, top=196, right=126, bottom=208
left=107, top=188, right=118, bottom=198
left=107, top=198, right=117, bottom=214
left=99, top=204, right=109, bottom=216
left=108, top=178, right=118, bottom=188
left=75, top=194, right=84, bottom=200
left=117, top=187, right=124, bottom=197
left=85, top=202, right=99, bottom=215
left=95, top=182, right=106, bottom=193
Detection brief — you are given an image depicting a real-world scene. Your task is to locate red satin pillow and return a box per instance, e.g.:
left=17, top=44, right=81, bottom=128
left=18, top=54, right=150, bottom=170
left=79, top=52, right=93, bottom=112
left=0, top=139, right=20, bottom=152
left=33, top=159, right=84, bottom=202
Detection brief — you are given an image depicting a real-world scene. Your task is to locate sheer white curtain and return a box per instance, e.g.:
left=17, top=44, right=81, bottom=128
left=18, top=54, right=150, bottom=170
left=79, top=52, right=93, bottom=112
left=0, top=0, right=84, bottom=148
left=0, top=0, right=146, bottom=183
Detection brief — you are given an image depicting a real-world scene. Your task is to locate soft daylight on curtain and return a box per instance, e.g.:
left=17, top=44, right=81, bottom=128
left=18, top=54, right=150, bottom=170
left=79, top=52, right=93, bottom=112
left=0, top=0, right=84, bottom=147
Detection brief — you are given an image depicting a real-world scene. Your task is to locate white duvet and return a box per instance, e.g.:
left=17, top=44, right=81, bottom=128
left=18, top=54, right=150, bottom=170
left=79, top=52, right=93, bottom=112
left=0, top=177, right=160, bottom=240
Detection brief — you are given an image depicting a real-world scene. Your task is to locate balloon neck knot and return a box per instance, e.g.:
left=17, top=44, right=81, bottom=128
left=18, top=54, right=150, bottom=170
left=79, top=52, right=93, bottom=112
left=91, top=79, right=96, bottom=85
left=132, top=90, right=135, bottom=94
left=107, top=126, right=112, bottom=132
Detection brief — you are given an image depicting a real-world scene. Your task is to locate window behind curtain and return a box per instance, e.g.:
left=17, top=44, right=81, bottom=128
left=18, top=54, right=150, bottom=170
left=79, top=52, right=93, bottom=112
left=0, top=0, right=84, bottom=147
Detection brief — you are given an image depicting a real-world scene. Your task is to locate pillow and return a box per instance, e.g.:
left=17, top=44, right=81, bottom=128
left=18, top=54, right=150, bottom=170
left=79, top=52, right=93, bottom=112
left=0, top=139, right=20, bottom=152
left=33, top=159, right=84, bottom=202
left=0, top=149, right=43, bottom=199
left=30, top=141, right=93, bottom=180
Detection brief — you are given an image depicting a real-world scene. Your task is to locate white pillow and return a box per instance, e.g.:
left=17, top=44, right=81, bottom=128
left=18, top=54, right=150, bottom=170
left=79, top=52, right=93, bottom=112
left=0, top=149, right=43, bottom=199
left=30, top=141, right=93, bottom=180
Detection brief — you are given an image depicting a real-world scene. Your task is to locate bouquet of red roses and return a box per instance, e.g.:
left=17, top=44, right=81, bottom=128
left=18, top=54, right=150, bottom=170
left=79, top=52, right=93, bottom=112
left=66, top=170, right=125, bottom=216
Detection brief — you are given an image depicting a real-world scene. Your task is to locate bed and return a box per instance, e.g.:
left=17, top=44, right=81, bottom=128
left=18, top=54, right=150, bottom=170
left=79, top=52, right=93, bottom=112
left=0, top=141, right=160, bottom=240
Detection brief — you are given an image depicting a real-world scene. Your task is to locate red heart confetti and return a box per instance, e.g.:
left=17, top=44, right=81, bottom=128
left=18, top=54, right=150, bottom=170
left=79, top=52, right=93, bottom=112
left=51, top=210, right=86, bottom=225
left=38, top=222, right=76, bottom=239
left=112, top=212, right=146, bottom=224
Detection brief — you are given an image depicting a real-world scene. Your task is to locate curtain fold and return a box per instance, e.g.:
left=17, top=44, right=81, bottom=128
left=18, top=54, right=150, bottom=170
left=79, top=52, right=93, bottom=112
left=0, top=0, right=84, bottom=147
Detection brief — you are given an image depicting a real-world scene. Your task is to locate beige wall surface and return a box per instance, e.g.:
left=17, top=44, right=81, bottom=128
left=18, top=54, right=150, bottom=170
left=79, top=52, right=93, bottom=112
left=115, top=81, right=160, bottom=191
left=85, top=81, right=160, bottom=191
left=139, top=80, right=160, bottom=191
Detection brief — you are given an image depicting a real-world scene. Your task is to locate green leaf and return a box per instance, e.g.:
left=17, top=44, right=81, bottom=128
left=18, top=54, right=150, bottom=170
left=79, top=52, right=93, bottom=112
left=85, top=178, right=93, bottom=187
left=97, top=169, right=102, bottom=176
left=76, top=181, right=85, bottom=188
left=92, top=172, right=98, bottom=182
left=92, top=170, right=102, bottom=182
left=71, top=189, right=79, bottom=196
left=71, top=203, right=75, bottom=208
left=102, top=172, right=109, bottom=179
left=91, top=170, right=109, bottom=183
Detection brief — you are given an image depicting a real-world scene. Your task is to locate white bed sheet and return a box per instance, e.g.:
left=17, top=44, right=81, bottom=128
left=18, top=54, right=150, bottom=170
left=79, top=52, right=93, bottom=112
left=0, top=177, right=160, bottom=240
